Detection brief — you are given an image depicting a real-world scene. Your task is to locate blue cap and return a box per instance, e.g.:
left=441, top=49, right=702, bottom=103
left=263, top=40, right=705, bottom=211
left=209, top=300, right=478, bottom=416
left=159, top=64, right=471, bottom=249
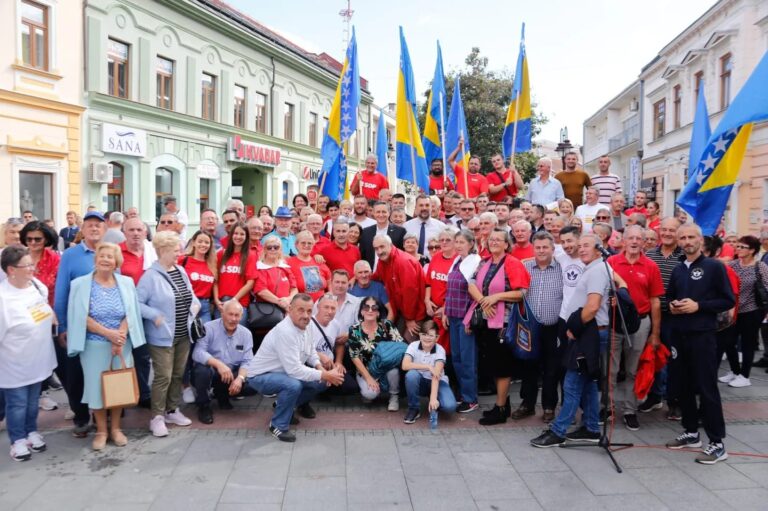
left=274, top=206, right=293, bottom=218
left=82, top=211, right=106, bottom=222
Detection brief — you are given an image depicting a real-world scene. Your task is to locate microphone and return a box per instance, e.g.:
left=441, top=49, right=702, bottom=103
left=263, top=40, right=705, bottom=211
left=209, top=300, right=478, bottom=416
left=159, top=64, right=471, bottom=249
left=595, top=243, right=612, bottom=258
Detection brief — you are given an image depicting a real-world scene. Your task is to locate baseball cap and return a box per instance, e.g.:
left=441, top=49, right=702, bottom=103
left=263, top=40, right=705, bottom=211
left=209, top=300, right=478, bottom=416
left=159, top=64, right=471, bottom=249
left=83, top=211, right=106, bottom=222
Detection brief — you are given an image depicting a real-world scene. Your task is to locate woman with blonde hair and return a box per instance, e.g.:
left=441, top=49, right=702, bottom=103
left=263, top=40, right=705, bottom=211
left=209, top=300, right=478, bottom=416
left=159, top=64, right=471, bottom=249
left=557, top=198, right=575, bottom=221
left=67, top=242, right=145, bottom=450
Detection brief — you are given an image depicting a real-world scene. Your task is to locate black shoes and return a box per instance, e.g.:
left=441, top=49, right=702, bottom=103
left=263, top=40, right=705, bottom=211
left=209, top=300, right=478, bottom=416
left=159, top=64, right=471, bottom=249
left=565, top=426, right=601, bottom=443
left=269, top=424, right=296, bottom=443
left=298, top=403, right=316, bottom=419
left=198, top=405, right=214, bottom=425
left=638, top=394, right=663, bottom=413
left=456, top=402, right=479, bottom=413
left=482, top=397, right=511, bottom=418
left=530, top=430, right=566, bottom=448
left=479, top=405, right=508, bottom=426
left=403, top=408, right=421, bottom=424
left=666, top=404, right=682, bottom=421
left=623, top=413, right=640, bottom=431
left=510, top=405, right=535, bottom=420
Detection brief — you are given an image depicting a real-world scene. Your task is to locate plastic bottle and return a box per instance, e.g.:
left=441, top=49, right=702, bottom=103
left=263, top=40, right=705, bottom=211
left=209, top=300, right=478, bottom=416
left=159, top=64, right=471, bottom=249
left=429, top=410, right=438, bottom=430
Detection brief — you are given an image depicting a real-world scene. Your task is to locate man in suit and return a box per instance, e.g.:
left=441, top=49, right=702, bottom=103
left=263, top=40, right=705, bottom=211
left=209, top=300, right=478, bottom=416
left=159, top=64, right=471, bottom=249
left=359, top=201, right=406, bottom=268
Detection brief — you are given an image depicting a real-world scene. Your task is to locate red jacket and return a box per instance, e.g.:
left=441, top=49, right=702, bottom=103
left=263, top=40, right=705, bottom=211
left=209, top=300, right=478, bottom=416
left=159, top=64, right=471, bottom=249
left=373, top=247, right=426, bottom=321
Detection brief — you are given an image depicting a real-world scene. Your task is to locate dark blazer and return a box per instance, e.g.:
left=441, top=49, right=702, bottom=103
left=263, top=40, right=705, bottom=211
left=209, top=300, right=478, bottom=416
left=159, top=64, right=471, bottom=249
left=359, top=223, right=406, bottom=267
left=563, top=308, right=601, bottom=378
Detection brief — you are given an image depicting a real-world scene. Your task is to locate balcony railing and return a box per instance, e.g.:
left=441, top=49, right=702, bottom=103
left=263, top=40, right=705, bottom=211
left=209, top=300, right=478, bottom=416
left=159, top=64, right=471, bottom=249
left=608, top=121, right=640, bottom=152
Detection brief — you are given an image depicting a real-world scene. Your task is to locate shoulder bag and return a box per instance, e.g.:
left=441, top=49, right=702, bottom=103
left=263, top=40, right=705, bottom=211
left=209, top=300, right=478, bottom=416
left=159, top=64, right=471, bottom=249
left=101, top=354, right=140, bottom=409
left=504, top=298, right=542, bottom=360
left=754, top=263, right=768, bottom=310
left=469, top=257, right=506, bottom=331
left=248, top=268, right=286, bottom=331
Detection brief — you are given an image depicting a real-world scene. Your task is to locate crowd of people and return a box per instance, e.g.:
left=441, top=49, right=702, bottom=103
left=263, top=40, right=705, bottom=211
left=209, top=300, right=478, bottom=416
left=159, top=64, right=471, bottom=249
left=0, top=151, right=765, bottom=465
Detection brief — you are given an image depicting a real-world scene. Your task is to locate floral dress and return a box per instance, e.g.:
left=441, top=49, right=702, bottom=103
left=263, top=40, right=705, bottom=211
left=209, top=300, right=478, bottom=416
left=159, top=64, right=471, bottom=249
left=346, top=319, right=403, bottom=366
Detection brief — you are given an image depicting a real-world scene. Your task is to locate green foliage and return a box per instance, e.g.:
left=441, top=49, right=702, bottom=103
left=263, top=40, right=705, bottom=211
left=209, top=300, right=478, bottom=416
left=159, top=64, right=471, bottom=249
left=417, top=47, right=548, bottom=182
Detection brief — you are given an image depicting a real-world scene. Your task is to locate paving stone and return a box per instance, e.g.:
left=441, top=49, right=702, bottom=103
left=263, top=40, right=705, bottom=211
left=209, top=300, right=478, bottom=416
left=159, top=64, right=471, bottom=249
left=282, top=475, right=346, bottom=511
left=15, top=475, right=105, bottom=511
left=555, top=444, right=648, bottom=495
left=712, top=487, right=768, bottom=510
left=454, top=451, right=532, bottom=500
left=520, top=471, right=602, bottom=510
left=406, top=474, right=477, bottom=511
left=395, top=434, right=460, bottom=477
left=678, top=460, right=760, bottom=490
left=732, top=463, right=768, bottom=486
left=651, top=489, right=730, bottom=511
left=595, top=493, right=670, bottom=510
left=490, top=430, right=570, bottom=473
left=475, top=499, right=543, bottom=511
left=288, top=433, right=346, bottom=477
left=219, top=437, right=292, bottom=504
left=444, top=429, right=501, bottom=454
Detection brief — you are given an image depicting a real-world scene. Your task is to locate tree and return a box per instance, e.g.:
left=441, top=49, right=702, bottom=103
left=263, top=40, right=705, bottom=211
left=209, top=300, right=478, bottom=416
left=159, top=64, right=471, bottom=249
left=418, top=47, right=548, bottom=183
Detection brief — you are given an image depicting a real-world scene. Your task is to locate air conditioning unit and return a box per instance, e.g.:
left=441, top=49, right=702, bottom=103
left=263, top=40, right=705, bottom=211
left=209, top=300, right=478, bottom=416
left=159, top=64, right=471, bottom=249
left=89, top=162, right=113, bottom=183
left=629, top=100, right=640, bottom=112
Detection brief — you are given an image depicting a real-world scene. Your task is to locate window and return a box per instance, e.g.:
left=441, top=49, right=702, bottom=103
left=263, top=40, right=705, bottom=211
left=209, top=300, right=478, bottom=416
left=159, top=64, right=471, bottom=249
left=19, top=170, right=52, bottom=220
left=233, top=85, right=246, bottom=128
left=672, top=85, right=681, bottom=129
left=200, top=179, right=210, bottom=212
left=322, top=116, right=329, bottom=138
left=254, top=93, right=267, bottom=133
left=284, top=102, right=294, bottom=141
left=107, top=39, right=129, bottom=98
left=349, top=132, right=359, bottom=157
left=20, top=0, right=48, bottom=70
left=108, top=162, right=124, bottom=212
left=202, top=73, right=216, bottom=121
left=155, top=167, right=173, bottom=220
left=694, top=71, right=704, bottom=103
left=309, top=112, right=318, bottom=147
left=653, top=99, right=666, bottom=141
left=156, top=56, right=174, bottom=110
left=720, top=53, right=732, bottom=109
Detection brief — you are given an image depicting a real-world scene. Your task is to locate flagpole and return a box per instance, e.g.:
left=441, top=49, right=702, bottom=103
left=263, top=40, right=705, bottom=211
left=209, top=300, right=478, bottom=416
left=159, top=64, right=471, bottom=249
left=439, top=90, right=448, bottom=194
left=460, top=129, right=469, bottom=196
left=405, top=107, right=418, bottom=192
left=510, top=93, right=522, bottom=165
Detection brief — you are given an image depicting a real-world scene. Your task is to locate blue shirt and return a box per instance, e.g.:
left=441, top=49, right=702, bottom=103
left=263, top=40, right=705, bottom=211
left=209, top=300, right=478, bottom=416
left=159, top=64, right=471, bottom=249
left=192, top=318, right=254, bottom=367
left=262, top=232, right=297, bottom=256
left=54, top=242, right=97, bottom=332
left=349, top=281, right=389, bottom=304
left=525, top=176, right=564, bottom=205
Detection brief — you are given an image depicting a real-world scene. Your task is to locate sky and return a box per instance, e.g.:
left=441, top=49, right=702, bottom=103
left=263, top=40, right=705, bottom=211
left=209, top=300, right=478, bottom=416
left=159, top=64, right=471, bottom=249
left=228, top=0, right=713, bottom=145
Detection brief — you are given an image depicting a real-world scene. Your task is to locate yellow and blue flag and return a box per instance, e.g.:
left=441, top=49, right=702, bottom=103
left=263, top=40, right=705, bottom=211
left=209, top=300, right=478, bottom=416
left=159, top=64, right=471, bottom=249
left=676, top=49, right=768, bottom=234
left=396, top=27, right=429, bottom=192
left=422, top=42, right=446, bottom=169
left=502, top=23, right=532, bottom=159
left=375, top=109, right=388, bottom=176
left=676, top=81, right=711, bottom=215
left=319, top=27, right=360, bottom=200
left=445, top=77, right=470, bottom=187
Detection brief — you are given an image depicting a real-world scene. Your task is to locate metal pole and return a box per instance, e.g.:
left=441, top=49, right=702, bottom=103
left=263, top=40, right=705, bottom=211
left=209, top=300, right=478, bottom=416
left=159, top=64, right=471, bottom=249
left=439, top=90, right=448, bottom=194
left=460, top=129, right=469, bottom=196
left=405, top=106, right=418, bottom=192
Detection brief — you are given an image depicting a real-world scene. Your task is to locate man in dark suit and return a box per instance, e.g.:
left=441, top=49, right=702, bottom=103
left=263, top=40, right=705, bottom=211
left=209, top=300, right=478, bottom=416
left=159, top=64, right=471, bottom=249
left=359, top=201, right=406, bottom=267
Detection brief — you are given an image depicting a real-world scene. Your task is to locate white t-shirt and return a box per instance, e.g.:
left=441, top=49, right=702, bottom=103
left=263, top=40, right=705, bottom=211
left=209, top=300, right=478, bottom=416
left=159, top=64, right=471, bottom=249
left=309, top=317, right=342, bottom=358
left=0, top=279, right=57, bottom=388
left=574, top=203, right=604, bottom=232
left=556, top=252, right=585, bottom=321
left=405, top=341, right=448, bottom=383
left=562, top=258, right=612, bottom=326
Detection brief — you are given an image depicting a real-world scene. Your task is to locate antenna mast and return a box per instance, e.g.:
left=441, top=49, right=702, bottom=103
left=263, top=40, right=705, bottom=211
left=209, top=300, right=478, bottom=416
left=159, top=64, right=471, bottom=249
left=339, top=0, right=354, bottom=51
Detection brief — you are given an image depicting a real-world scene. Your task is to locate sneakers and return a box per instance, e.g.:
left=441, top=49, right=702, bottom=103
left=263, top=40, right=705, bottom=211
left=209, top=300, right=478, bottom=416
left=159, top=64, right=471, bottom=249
left=297, top=403, right=316, bottom=419
left=565, top=426, right=601, bottom=443
left=403, top=408, right=421, bottom=424
left=696, top=442, right=728, bottom=465
left=728, top=375, right=751, bottom=388
left=269, top=424, right=296, bottom=443
left=665, top=431, right=702, bottom=450
left=718, top=371, right=736, bottom=384
left=182, top=387, right=196, bottom=404
left=164, top=409, right=192, bottom=426
left=510, top=405, right=535, bottom=420
left=623, top=413, right=640, bottom=431
left=530, top=429, right=566, bottom=448
left=479, top=405, right=507, bottom=426
left=666, top=404, right=682, bottom=421
left=26, top=432, right=46, bottom=452
left=598, top=408, right=613, bottom=426
left=10, top=439, right=31, bottom=462
left=197, top=405, right=214, bottom=425
left=456, top=402, right=479, bottom=413
left=38, top=394, right=58, bottom=411
left=387, top=394, right=400, bottom=412
left=638, top=394, right=663, bottom=413
left=150, top=415, right=169, bottom=437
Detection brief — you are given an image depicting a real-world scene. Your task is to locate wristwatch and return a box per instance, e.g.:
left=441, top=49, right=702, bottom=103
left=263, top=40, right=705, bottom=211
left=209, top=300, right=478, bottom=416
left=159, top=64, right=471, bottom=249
left=237, top=374, right=246, bottom=383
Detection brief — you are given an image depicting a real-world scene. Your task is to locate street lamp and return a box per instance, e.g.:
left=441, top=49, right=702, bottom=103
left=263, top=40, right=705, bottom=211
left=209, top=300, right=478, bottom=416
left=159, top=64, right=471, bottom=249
left=555, top=126, right=573, bottom=172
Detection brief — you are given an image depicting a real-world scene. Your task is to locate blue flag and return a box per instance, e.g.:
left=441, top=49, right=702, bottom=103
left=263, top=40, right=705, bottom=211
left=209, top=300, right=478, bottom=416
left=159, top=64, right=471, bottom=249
left=676, top=81, right=711, bottom=217
left=445, top=77, right=470, bottom=188
left=422, top=42, right=446, bottom=169
left=376, top=110, right=388, bottom=176
left=502, top=24, right=532, bottom=158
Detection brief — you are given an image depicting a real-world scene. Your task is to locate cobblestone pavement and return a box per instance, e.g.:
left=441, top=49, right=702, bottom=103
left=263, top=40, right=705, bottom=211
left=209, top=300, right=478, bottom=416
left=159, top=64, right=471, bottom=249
left=1, top=371, right=767, bottom=510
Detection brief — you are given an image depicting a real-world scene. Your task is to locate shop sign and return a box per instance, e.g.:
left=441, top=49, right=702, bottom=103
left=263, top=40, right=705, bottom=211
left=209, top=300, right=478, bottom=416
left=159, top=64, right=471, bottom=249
left=302, top=166, right=321, bottom=180
left=228, top=135, right=281, bottom=167
left=101, top=123, right=147, bottom=157
left=197, top=162, right=220, bottom=179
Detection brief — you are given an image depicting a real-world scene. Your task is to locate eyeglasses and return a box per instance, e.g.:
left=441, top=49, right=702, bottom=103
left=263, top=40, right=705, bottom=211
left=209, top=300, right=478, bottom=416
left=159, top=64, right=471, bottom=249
left=362, top=303, right=379, bottom=312
left=595, top=216, right=610, bottom=220
left=460, top=207, right=474, bottom=211
left=735, top=245, right=750, bottom=250
left=471, top=227, right=481, bottom=232
left=427, top=245, right=439, bottom=250
left=265, top=245, right=281, bottom=251
left=159, top=220, right=174, bottom=225
left=25, top=236, right=44, bottom=243
left=13, top=263, right=35, bottom=269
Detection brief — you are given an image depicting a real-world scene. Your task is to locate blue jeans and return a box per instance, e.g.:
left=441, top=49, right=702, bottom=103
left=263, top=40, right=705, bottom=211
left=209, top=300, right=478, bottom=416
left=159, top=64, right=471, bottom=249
left=198, top=298, right=212, bottom=324
left=650, top=313, right=674, bottom=400
left=404, top=370, right=457, bottom=413
left=247, top=373, right=326, bottom=431
left=550, top=370, right=600, bottom=437
left=3, top=382, right=42, bottom=444
left=449, top=317, right=477, bottom=403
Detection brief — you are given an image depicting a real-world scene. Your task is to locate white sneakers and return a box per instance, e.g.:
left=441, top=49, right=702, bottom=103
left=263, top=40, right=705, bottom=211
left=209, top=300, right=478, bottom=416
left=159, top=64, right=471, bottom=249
left=27, top=431, right=46, bottom=452
left=149, top=415, right=169, bottom=437
left=165, top=409, right=192, bottom=426
left=10, top=439, right=31, bottom=462
left=718, top=371, right=736, bottom=383
left=388, top=394, right=400, bottom=412
left=39, top=394, right=58, bottom=411
left=728, top=374, right=751, bottom=388
left=182, top=387, right=196, bottom=404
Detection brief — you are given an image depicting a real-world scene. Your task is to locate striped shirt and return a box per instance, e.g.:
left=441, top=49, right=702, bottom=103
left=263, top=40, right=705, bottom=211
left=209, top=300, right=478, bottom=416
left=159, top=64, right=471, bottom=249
left=646, top=246, right=683, bottom=312
left=523, top=259, right=563, bottom=326
left=168, top=267, right=193, bottom=339
left=590, top=173, right=622, bottom=205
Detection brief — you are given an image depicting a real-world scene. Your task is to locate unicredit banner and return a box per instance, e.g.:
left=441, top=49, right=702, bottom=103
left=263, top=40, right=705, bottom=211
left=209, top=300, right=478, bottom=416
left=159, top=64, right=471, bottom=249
left=228, top=135, right=281, bottom=167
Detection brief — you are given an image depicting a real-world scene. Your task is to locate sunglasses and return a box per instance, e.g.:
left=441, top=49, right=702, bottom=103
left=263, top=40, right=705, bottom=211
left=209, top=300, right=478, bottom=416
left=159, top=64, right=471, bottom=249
left=265, top=245, right=281, bottom=251
left=460, top=207, right=474, bottom=211
left=595, top=216, right=610, bottom=220
left=159, top=220, right=174, bottom=225
left=427, top=245, right=439, bottom=250
left=362, top=303, right=379, bottom=312
left=25, top=236, right=44, bottom=243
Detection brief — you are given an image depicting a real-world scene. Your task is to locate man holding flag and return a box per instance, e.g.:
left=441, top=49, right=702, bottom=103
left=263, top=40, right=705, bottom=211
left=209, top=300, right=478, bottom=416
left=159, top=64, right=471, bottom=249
left=445, top=77, right=488, bottom=198
left=350, top=155, right=389, bottom=200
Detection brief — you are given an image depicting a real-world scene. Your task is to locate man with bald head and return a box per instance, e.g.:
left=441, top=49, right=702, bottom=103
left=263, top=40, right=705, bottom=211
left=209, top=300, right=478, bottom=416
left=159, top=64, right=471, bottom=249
left=350, top=154, right=389, bottom=200
left=192, top=300, right=254, bottom=424
left=526, top=157, right=564, bottom=205
left=349, top=260, right=392, bottom=317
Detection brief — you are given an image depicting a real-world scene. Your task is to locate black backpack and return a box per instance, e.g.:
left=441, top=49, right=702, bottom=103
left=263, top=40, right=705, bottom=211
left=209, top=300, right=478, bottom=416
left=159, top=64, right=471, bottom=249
left=611, top=287, right=641, bottom=335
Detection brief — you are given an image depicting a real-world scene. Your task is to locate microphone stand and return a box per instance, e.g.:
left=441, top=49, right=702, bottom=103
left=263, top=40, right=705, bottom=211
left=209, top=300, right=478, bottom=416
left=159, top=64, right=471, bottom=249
left=559, top=246, right=634, bottom=473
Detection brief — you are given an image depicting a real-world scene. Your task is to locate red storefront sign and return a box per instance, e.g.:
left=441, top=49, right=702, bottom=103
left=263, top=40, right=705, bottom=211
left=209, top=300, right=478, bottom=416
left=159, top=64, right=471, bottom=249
left=228, top=136, right=281, bottom=167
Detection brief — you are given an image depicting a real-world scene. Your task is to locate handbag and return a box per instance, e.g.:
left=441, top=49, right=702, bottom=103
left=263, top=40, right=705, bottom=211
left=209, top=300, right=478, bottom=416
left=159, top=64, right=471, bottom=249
left=754, top=264, right=768, bottom=310
left=191, top=317, right=206, bottom=341
left=504, top=298, right=542, bottom=360
left=101, top=354, right=139, bottom=409
left=248, top=269, right=286, bottom=330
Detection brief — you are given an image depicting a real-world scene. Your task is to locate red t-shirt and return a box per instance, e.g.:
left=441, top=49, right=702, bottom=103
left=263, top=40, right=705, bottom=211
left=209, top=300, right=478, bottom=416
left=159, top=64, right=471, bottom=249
left=178, top=256, right=215, bottom=299
left=453, top=165, right=489, bottom=198
left=317, top=242, right=361, bottom=277
left=120, top=242, right=144, bottom=286
left=607, top=253, right=664, bottom=315
left=510, top=243, right=535, bottom=263
left=624, top=207, right=648, bottom=217
left=249, top=243, right=263, bottom=261
left=287, top=257, right=331, bottom=301
left=486, top=168, right=518, bottom=202
left=720, top=243, right=735, bottom=260
left=254, top=265, right=297, bottom=298
left=311, top=235, right=332, bottom=256
left=217, top=250, right=258, bottom=306
left=425, top=252, right=458, bottom=306
left=429, top=175, right=454, bottom=196
left=354, top=171, right=389, bottom=200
